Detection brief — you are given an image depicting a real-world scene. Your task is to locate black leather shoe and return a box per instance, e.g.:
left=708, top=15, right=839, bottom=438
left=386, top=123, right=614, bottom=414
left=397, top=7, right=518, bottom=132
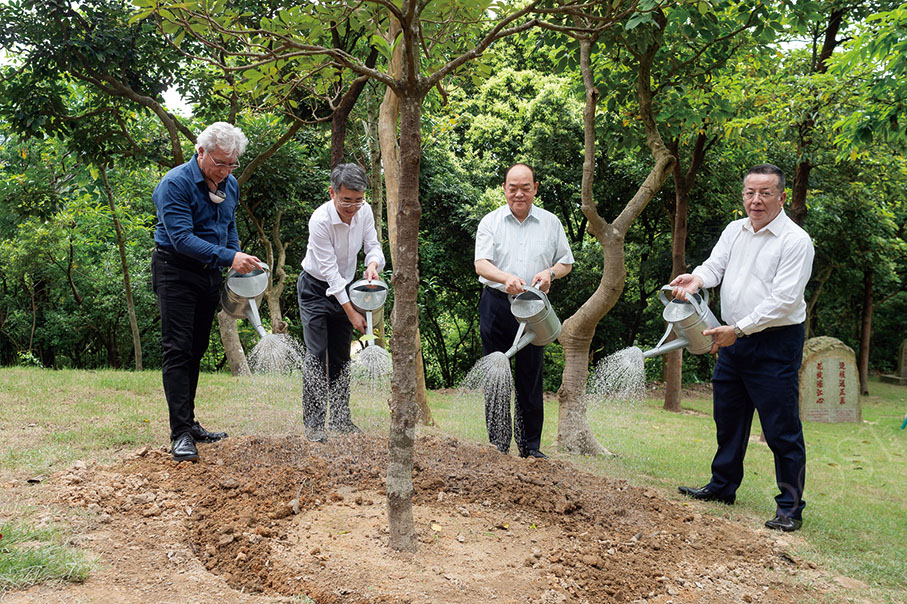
left=328, top=421, right=362, bottom=434
left=171, top=433, right=199, bottom=462
left=678, top=485, right=735, bottom=504
left=189, top=422, right=227, bottom=443
left=765, top=515, right=802, bottom=532
left=520, top=449, right=548, bottom=459
left=305, top=427, right=327, bottom=443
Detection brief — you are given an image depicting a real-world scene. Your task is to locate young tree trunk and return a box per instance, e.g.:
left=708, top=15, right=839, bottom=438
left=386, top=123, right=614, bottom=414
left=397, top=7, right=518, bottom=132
left=386, top=90, right=423, bottom=553
left=100, top=165, right=143, bottom=371
left=663, top=132, right=707, bottom=412
left=805, top=264, right=834, bottom=339
left=218, top=311, right=250, bottom=376
left=378, top=18, right=433, bottom=426
left=858, top=269, right=873, bottom=395
left=557, top=34, right=675, bottom=455
left=790, top=8, right=845, bottom=226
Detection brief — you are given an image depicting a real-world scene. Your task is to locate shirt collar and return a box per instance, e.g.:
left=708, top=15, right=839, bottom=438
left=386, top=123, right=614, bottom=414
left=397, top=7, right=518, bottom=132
left=506, top=203, right=538, bottom=224
left=189, top=154, right=205, bottom=185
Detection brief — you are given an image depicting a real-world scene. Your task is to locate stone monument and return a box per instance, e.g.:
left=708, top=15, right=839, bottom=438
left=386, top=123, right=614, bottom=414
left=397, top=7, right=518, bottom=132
left=880, top=338, right=907, bottom=385
left=799, top=336, right=861, bottom=423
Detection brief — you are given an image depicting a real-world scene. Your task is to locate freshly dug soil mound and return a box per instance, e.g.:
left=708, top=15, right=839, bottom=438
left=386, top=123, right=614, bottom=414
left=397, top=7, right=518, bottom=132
left=45, top=433, right=814, bottom=604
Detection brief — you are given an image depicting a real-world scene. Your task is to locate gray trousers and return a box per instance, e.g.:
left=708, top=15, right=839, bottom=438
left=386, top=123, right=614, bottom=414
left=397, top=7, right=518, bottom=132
left=297, top=271, right=353, bottom=429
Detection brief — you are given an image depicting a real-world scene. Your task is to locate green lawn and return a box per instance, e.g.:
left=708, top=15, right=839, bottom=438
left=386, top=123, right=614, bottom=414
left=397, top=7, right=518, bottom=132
left=0, top=367, right=905, bottom=601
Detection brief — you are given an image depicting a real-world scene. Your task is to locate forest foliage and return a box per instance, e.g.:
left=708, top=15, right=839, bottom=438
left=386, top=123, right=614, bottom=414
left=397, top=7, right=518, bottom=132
left=0, top=0, right=904, bottom=389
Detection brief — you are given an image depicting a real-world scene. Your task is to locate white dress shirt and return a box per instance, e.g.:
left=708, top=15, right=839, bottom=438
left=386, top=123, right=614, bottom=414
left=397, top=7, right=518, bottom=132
left=301, top=200, right=385, bottom=306
left=475, top=203, right=574, bottom=291
left=692, top=210, right=814, bottom=335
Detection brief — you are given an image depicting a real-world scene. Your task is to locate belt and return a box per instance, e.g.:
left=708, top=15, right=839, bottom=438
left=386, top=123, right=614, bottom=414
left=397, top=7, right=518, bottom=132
left=747, top=324, right=802, bottom=337
left=154, top=245, right=219, bottom=272
left=484, top=287, right=510, bottom=300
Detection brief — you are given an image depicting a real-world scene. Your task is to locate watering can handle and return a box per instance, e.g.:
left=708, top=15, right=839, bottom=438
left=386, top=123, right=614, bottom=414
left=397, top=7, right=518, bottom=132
left=658, top=284, right=709, bottom=309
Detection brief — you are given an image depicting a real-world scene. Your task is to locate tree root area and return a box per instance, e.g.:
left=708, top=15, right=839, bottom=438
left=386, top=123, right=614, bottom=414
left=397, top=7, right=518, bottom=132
left=22, top=434, right=822, bottom=604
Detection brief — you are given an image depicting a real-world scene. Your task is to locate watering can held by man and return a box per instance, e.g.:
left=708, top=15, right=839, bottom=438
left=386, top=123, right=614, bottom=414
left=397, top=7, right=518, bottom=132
left=504, top=285, right=561, bottom=359
left=221, top=262, right=271, bottom=338
left=641, top=285, right=721, bottom=359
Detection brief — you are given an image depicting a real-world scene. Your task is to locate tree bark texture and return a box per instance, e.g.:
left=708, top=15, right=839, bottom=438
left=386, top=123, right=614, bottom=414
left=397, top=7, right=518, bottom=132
left=218, top=311, right=250, bottom=376
left=557, top=33, right=676, bottom=455
left=386, top=90, right=423, bottom=553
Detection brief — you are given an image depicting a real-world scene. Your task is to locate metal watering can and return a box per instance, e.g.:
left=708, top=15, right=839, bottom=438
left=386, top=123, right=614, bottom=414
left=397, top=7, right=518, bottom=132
left=221, top=262, right=270, bottom=338
left=504, top=285, right=561, bottom=358
left=349, top=279, right=388, bottom=346
left=641, top=285, right=721, bottom=359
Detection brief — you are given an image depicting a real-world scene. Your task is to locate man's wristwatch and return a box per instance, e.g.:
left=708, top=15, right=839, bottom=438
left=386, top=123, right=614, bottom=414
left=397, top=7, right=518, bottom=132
left=733, top=324, right=745, bottom=339
left=549, top=268, right=556, bottom=282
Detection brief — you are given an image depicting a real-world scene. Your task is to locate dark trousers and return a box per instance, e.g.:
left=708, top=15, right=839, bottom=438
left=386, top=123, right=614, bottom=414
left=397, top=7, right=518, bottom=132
left=151, top=251, right=223, bottom=441
left=708, top=323, right=807, bottom=519
left=297, top=272, right=353, bottom=429
left=479, top=287, right=544, bottom=454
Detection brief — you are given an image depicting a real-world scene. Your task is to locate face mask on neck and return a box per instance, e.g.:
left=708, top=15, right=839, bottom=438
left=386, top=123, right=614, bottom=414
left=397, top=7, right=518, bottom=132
left=209, top=189, right=226, bottom=204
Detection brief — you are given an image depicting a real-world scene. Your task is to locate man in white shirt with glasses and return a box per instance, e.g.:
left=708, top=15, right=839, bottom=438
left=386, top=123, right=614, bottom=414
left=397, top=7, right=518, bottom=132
left=671, top=163, right=814, bottom=532
left=298, top=163, right=385, bottom=443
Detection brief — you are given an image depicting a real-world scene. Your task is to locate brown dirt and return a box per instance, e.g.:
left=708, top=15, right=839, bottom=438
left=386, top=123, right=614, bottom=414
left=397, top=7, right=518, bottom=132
left=3, top=433, right=836, bottom=604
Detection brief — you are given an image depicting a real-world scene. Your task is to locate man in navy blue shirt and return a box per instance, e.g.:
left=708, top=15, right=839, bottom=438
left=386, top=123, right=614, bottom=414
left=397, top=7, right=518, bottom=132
left=152, top=122, right=261, bottom=462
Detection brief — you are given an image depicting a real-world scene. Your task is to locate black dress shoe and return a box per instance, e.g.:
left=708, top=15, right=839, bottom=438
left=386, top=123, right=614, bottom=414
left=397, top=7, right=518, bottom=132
left=765, top=515, right=802, bottom=532
left=678, top=485, right=735, bottom=504
left=520, top=449, right=548, bottom=459
left=171, top=433, right=199, bottom=462
left=189, top=422, right=227, bottom=443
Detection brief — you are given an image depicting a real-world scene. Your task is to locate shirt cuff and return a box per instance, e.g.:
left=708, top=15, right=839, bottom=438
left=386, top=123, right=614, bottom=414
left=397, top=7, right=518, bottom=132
left=333, top=290, right=350, bottom=306
left=735, top=317, right=755, bottom=335
left=690, top=269, right=716, bottom=290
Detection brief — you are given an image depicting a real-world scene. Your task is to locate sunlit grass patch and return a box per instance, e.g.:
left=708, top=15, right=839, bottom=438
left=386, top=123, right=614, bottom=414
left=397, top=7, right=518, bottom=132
left=0, top=519, right=96, bottom=593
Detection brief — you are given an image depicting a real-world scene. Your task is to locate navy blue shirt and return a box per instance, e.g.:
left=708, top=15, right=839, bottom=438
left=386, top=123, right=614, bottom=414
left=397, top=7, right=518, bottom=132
left=153, top=154, right=240, bottom=267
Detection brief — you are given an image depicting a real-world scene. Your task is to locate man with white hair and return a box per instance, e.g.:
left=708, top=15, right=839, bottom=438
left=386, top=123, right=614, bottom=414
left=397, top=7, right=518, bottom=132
left=152, top=122, right=262, bottom=462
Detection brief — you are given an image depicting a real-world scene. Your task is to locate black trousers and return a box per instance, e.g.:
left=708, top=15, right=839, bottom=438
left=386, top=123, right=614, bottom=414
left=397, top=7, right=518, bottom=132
left=297, top=272, right=353, bottom=429
left=708, top=323, right=807, bottom=519
left=479, top=287, right=544, bottom=454
left=151, top=250, right=223, bottom=441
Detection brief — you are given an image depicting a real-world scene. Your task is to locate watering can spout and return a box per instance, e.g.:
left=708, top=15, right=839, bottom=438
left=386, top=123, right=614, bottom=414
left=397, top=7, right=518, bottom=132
left=641, top=336, right=689, bottom=359
left=504, top=329, right=536, bottom=359
left=244, top=298, right=269, bottom=339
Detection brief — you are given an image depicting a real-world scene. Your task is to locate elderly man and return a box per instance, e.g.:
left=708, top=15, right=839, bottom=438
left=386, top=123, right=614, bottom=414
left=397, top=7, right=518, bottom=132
left=672, top=164, right=814, bottom=532
left=152, top=122, right=262, bottom=462
left=298, top=163, right=385, bottom=443
left=474, top=163, right=574, bottom=459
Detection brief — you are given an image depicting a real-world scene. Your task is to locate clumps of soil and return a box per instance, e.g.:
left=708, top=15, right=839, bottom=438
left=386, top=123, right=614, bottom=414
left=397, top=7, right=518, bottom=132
left=57, top=434, right=814, bottom=603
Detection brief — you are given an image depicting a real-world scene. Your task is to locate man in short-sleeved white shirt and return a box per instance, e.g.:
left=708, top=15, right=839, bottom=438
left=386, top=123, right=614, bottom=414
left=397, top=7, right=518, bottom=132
left=298, top=163, right=385, bottom=443
left=474, top=163, right=574, bottom=458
